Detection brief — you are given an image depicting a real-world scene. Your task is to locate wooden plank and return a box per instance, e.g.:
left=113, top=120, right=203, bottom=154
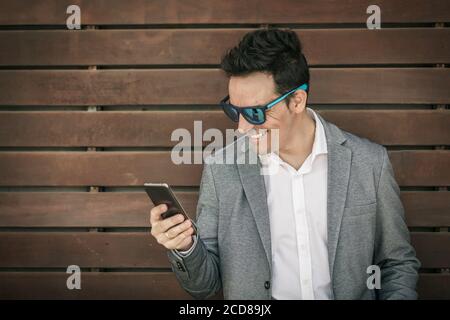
left=0, top=271, right=445, bottom=299
left=0, top=151, right=447, bottom=187
left=0, top=272, right=193, bottom=299
left=321, top=110, right=450, bottom=146
left=0, top=152, right=204, bottom=187
left=0, top=191, right=448, bottom=228
left=0, top=110, right=448, bottom=147
left=0, top=232, right=446, bottom=268
left=309, top=68, right=450, bottom=105
left=0, top=192, right=199, bottom=227
left=402, top=192, right=450, bottom=227
left=417, top=274, right=450, bottom=300
left=1, top=28, right=449, bottom=66
left=0, top=0, right=448, bottom=25
left=411, top=233, right=450, bottom=269
left=0, top=232, right=169, bottom=268
left=0, top=111, right=233, bottom=147
left=0, top=69, right=449, bottom=106
left=389, top=150, right=450, bottom=187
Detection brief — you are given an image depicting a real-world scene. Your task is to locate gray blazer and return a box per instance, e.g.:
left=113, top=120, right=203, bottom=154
left=167, top=112, right=420, bottom=300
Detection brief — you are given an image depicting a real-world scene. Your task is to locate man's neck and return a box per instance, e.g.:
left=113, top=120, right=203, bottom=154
left=278, top=109, right=316, bottom=171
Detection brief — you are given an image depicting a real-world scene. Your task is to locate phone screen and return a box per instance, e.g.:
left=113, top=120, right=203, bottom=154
left=144, top=183, right=183, bottom=219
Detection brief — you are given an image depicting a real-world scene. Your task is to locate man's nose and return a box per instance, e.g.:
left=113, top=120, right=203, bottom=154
left=237, top=116, right=255, bottom=134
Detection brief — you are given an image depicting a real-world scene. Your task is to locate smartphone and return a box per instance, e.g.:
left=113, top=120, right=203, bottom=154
left=144, top=183, right=197, bottom=234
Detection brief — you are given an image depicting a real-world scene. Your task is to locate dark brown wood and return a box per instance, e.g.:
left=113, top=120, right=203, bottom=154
left=321, top=110, right=450, bottom=146
left=0, top=0, right=448, bottom=25
left=1, top=69, right=449, bottom=106
left=0, top=191, right=448, bottom=228
left=0, top=110, right=448, bottom=147
left=0, top=111, right=234, bottom=147
left=1, top=29, right=449, bottom=66
left=417, top=274, right=450, bottom=300
left=310, top=68, right=450, bottom=105
left=402, top=192, right=450, bottom=227
left=0, top=232, right=446, bottom=268
left=0, top=151, right=447, bottom=187
left=0, top=232, right=170, bottom=268
left=0, top=271, right=445, bottom=300
left=411, top=233, right=450, bottom=269
left=0, top=152, right=204, bottom=187
left=389, top=150, right=450, bottom=187
left=0, top=192, right=199, bottom=227
left=0, top=272, right=193, bottom=299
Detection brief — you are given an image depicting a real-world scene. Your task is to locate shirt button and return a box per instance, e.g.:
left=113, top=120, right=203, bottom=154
left=264, top=281, right=271, bottom=289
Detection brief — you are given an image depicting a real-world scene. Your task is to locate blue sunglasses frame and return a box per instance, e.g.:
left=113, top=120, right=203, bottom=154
left=220, top=83, right=309, bottom=125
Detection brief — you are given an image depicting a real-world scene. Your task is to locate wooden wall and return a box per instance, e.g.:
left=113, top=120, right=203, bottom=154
left=0, top=0, right=449, bottom=299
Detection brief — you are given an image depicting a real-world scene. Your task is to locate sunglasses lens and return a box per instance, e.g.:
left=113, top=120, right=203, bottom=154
left=242, top=108, right=265, bottom=124
left=222, top=104, right=239, bottom=122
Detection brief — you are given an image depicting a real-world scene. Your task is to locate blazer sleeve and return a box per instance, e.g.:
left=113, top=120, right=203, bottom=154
left=373, top=146, right=421, bottom=299
left=166, top=163, right=222, bottom=299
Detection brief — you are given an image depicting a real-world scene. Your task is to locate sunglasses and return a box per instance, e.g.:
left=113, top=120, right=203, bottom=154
left=220, top=83, right=308, bottom=125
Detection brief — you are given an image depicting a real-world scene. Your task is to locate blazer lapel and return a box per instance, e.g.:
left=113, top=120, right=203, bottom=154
left=236, top=140, right=272, bottom=272
left=316, top=112, right=352, bottom=282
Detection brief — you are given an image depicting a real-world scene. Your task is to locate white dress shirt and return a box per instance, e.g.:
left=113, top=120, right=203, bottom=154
left=259, top=107, right=332, bottom=300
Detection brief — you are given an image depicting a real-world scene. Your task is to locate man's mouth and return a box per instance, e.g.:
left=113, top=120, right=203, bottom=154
left=249, top=130, right=268, bottom=140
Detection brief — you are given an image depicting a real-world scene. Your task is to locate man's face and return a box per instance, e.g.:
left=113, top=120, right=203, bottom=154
left=228, top=72, right=304, bottom=155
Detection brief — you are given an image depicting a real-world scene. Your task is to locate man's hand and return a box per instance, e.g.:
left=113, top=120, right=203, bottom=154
left=150, top=204, right=194, bottom=251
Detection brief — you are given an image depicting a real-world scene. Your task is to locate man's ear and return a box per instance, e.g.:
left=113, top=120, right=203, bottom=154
left=288, top=90, right=307, bottom=113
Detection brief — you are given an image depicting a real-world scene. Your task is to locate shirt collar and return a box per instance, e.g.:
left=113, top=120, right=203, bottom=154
left=308, top=107, right=328, bottom=157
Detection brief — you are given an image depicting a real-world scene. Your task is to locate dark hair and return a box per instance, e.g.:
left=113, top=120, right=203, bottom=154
left=220, top=28, right=310, bottom=104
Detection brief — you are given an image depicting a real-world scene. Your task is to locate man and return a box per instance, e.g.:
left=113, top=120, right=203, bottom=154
left=150, top=28, right=420, bottom=299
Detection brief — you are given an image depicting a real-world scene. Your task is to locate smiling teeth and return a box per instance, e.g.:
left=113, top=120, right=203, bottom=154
left=250, top=131, right=267, bottom=139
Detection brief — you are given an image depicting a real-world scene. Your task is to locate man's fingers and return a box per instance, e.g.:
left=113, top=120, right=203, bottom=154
left=155, top=231, right=168, bottom=246
left=150, top=204, right=167, bottom=227
left=165, top=227, right=194, bottom=249
left=153, top=213, right=185, bottom=235
left=165, top=219, right=192, bottom=239
left=149, top=206, right=191, bottom=250
left=175, top=234, right=195, bottom=250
